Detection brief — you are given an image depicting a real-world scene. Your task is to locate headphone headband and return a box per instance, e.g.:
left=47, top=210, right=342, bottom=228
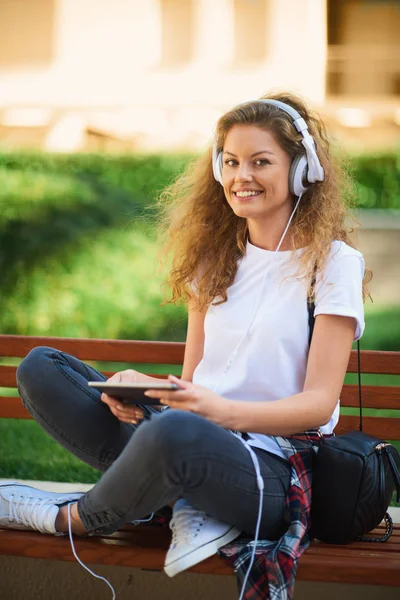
left=212, top=98, right=324, bottom=196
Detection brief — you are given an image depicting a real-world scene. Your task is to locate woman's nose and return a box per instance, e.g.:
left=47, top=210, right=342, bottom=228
left=235, top=164, right=253, bottom=182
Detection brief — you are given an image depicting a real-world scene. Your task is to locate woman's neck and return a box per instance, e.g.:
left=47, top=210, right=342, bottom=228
left=247, top=220, right=294, bottom=252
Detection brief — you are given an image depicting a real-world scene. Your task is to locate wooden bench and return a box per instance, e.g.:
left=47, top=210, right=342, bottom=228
left=0, top=334, right=399, bottom=587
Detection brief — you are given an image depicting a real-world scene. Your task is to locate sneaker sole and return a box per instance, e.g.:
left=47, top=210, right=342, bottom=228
left=164, top=526, right=241, bottom=577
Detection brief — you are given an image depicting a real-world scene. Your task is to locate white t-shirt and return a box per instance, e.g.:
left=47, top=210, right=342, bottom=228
left=192, top=240, right=365, bottom=458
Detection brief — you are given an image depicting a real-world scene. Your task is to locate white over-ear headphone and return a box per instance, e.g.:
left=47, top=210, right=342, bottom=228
left=212, top=99, right=325, bottom=197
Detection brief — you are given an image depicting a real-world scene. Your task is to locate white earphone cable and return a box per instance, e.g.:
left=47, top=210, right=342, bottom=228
left=131, top=512, right=155, bottom=525
left=243, top=192, right=303, bottom=336
left=67, top=503, right=116, bottom=599
left=212, top=192, right=303, bottom=395
left=236, top=438, right=264, bottom=600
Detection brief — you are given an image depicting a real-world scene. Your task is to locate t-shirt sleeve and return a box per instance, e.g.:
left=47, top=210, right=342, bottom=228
left=314, top=245, right=365, bottom=340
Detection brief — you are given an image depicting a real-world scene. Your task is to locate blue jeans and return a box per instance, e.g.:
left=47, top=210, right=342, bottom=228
left=16, top=346, right=291, bottom=538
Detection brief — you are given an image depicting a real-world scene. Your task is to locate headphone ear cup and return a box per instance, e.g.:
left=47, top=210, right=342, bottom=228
left=289, top=154, right=309, bottom=196
left=212, top=140, right=224, bottom=184
left=216, top=151, right=223, bottom=185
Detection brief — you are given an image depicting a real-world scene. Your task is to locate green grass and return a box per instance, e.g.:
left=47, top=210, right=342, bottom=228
left=0, top=419, right=101, bottom=483
left=362, top=304, right=400, bottom=352
left=0, top=224, right=188, bottom=342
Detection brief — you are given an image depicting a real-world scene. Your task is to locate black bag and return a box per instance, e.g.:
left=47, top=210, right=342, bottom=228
left=307, top=301, right=400, bottom=545
left=310, top=427, right=400, bottom=544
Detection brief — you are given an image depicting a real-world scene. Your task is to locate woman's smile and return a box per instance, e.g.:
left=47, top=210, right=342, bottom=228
left=233, top=189, right=264, bottom=200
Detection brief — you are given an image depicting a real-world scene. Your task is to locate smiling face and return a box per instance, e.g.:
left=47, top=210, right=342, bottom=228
left=221, top=124, right=294, bottom=239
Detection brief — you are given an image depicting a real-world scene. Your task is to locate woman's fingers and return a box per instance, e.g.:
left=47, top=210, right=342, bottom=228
left=100, top=392, right=124, bottom=411
left=101, top=393, right=144, bottom=422
left=116, top=405, right=144, bottom=419
left=97, top=370, right=146, bottom=423
left=114, top=405, right=145, bottom=421
left=112, top=406, right=144, bottom=424
left=144, top=375, right=190, bottom=407
left=119, top=369, right=139, bottom=382
left=106, top=372, right=122, bottom=383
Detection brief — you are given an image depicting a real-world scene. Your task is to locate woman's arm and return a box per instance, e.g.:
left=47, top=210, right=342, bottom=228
left=228, top=314, right=356, bottom=435
left=181, top=296, right=206, bottom=382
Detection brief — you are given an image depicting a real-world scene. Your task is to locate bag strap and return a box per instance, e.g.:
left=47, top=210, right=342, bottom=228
left=356, top=512, right=393, bottom=543
left=307, top=275, right=363, bottom=431
left=306, top=272, right=316, bottom=347
left=357, top=339, right=363, bottom=431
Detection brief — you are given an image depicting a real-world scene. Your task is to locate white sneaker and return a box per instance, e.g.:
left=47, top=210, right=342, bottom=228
left=164, top=498, right=241, bottom=577
left=0, top=481, right=84, bottom=535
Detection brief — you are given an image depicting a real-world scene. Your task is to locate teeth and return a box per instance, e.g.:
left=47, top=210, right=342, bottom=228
left=235, top=191, right=260, bottom=198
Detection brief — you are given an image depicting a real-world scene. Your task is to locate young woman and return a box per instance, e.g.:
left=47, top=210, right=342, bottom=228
left=0, top=93, right=369, bottom=597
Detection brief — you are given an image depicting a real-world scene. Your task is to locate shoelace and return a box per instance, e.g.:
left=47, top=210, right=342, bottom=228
left=169, top=506, right=206, bottom=547
left=10, top=493, right=56, bottom=534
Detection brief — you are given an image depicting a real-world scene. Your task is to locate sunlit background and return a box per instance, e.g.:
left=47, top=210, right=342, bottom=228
left=0, top=0, right=399, bottom=152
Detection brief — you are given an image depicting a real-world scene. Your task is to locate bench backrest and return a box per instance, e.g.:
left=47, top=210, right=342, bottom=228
left=0, top=335, right=399, bottom=440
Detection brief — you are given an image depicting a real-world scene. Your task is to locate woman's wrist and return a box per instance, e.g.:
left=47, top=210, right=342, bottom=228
left=221, top=398, right=241, bottom=431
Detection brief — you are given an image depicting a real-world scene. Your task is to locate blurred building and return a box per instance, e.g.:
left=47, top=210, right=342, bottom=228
left=0, top=0, right=399, bottom=152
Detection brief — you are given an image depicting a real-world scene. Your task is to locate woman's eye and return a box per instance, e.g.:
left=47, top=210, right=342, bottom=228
left=223, top=158, right=270, bottom=167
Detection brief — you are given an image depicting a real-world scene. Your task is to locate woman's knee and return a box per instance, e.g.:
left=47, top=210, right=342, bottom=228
left=135, top=410, right=208, bottom=463
left=16, top=346, right=58, bottom=408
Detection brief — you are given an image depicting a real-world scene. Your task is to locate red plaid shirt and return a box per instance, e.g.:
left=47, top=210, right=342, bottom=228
left=218, top=433, right=321, bottom=600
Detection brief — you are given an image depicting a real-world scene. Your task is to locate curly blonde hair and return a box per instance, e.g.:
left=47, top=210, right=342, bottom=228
left=157, top=91, right=371, bottom=308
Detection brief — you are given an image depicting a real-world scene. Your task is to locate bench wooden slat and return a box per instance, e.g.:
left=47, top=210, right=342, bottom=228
left=1, top=525, right=399, bottom=586
left=113, top=525, right=399, bottom=552
left=348, top=349, right=400, bottom=375
left=0, top=365, right=170, bottom=389
left=0, top=365, right=17, bottom=388
left=340, top=384, right=400, bottom=410
left=0, top=526, right=173, bottom=572
left=0, top=337, right=398, bottom=374
left=0, top=335, right=185, bottom=364
left=335, top=415, right=400, bottom=439
left=297, top=547, right=400, bottom=586
left=0, top=397, right=30, bottom=419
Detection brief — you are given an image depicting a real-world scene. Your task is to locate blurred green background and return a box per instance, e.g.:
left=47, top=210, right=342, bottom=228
left=0, top=150, right=399, bottom=343
left=0, top=150, right=399, bottom=488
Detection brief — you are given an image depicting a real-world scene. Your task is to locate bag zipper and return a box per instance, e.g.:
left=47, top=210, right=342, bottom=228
left=375, top=442, right=391, bottom=451
left=385, top=447, right=400, bottom=503
left=375, top=443, right=400, bottom=503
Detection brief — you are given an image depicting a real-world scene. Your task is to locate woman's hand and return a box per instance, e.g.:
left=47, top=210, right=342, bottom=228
left=144, top=375, right=234, bottom=429
left=100, top=370, right=145, bottom=425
